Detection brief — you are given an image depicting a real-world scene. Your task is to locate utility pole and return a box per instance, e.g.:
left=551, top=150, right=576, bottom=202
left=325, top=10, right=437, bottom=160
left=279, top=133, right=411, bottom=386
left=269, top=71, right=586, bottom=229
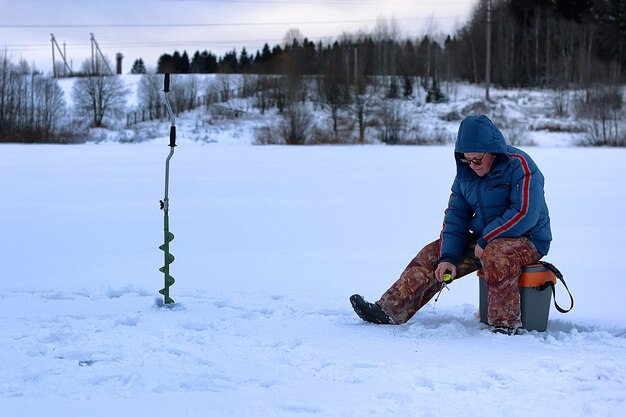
left=51, top=35, right=56, bottom=78
left=90, top=33, right=114, bottom=75
left=485, top=0, right=492, bottom=101
left=50, top=34, right=72, bottom=77
left=91, top=34, right=95, bottom=74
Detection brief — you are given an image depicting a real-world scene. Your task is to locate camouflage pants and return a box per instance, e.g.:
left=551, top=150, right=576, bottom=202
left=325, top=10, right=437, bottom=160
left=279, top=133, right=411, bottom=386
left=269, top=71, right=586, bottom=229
left=377, top=237, right=541, bottom=328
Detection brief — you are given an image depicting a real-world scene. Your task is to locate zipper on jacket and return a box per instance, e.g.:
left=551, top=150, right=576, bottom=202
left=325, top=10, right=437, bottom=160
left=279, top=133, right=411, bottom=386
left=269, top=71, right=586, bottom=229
left=478, top=179, right=487, bottom=231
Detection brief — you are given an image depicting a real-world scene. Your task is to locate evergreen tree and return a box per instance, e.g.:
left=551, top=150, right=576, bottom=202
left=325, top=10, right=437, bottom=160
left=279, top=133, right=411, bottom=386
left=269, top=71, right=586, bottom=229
left=190, top=50, right=218, bottom=73
left=157, top=53, right=175, bottom=73
left=180, top=51, right=191, bottom=73
left=302, top=38, right=318, bottom=74
left=219, top=49, right=239, bottom=73
left=130, top=58, right=147, bottom=74
left=594, top=0, right=626, bottom=67
left=239, top=48, right=252, bottom=72
left=554, top=0, right=593, bottom=23
left=157, top=51, right=191, bottom=73
left=261, top=44, right=272, bottom=62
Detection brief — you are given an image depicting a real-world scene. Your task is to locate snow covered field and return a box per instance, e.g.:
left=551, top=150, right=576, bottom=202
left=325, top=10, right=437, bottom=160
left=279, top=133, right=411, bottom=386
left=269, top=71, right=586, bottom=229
left=2, top=139, right=626, bottom=416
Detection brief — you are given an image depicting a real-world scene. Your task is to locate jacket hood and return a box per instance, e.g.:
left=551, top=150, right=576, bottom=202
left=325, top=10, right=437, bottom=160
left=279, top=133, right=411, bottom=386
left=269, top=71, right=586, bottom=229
left=454, top=115, right=508, bottom=155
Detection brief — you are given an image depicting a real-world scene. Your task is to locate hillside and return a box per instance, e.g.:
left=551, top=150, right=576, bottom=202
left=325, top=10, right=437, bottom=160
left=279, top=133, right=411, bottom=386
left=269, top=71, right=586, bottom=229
left=56, top=74, right=592, bottom=147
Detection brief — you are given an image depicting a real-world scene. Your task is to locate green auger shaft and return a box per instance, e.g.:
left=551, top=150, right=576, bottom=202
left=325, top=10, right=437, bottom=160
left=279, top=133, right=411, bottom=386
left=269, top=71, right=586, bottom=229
left=159, top=212, right=175, bottom=304
left=159, top=73, right=177, bottom=305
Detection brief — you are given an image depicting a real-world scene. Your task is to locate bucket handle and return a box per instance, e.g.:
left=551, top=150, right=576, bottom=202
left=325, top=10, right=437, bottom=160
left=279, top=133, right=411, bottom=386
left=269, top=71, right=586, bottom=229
left=539, top=261, right=574, bottom=313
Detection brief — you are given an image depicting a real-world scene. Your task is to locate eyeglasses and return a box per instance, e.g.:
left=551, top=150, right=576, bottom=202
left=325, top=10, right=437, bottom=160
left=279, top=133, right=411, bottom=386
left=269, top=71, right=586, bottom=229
left=460, top=153, right=487, bottom=166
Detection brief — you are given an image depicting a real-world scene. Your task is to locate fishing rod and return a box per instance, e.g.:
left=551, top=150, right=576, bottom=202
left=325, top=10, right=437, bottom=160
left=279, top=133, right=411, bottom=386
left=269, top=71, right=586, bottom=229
left=159, top=73, right=177, bottom=306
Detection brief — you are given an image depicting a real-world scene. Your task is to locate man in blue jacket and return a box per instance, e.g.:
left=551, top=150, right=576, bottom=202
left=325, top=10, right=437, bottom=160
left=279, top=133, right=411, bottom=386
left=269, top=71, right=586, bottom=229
left=351, top=115, right=551, bottom=334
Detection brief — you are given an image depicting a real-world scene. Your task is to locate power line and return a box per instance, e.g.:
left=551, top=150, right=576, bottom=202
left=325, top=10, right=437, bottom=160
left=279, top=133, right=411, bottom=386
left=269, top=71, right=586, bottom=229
left=0, top=15, right=465, bottom=29
left=2, top=35, right=337, bottom=54
left=167, top=0, right=468, bottom=4
left=1, top=6, right=471, bottom=67
left=2, top=24, right=463, bottom=53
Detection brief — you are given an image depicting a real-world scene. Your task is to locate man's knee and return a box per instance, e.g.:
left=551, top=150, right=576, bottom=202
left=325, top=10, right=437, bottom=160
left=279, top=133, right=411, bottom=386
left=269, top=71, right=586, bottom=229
left=481, top=240, right=514, bottom=285
left=481, top=240, right=505, bottom=265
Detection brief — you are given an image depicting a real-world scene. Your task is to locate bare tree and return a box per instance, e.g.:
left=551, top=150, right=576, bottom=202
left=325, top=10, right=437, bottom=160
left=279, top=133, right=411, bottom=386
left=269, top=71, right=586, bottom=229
left=0, top=53, right=67, bottom=142
left=378, top=100, right=408, bottom=144
left=137, top=71, right=162, bottom=119
left=280, top=102, right=313, bottom=145
left=72, top=59, right=129, bottom=128
left=349, top=78, right=375, bottom=142
left=372, top=16, right=399, bottom=76
left=317, top=70, right=348, bottom=136
left=31, top=73, right=68, bottom=140
left=576, top=85, right=625, bottom=146
left=283, top=28, right=305, bottom=47
left=171, top=74, right=200, bottom=112
left=211, top=74, right=233, bottom=103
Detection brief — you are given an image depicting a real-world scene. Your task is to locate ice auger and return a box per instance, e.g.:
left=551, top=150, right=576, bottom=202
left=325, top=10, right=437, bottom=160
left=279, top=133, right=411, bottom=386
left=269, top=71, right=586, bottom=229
left=159, top=73, right=177, bottom=305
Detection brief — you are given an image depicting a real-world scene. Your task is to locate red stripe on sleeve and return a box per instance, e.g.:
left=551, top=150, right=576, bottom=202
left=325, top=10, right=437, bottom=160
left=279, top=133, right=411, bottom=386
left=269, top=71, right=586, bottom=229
left=438, top=193, right=454, bottom=258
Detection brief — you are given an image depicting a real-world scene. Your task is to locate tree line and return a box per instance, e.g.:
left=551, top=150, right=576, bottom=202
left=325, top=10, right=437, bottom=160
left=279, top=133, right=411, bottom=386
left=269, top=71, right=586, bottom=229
left=2, top=0, right=625, bottom=143
left=140, top=0, right=625, bottom=88
left=0, top=54, right=67, bottom=142
left=0, top=53, right=130, bottom=143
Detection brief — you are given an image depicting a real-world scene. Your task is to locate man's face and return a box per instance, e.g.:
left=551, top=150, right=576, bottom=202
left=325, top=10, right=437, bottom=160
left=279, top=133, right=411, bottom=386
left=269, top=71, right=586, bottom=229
left=462, top=152, right=494, bottom=177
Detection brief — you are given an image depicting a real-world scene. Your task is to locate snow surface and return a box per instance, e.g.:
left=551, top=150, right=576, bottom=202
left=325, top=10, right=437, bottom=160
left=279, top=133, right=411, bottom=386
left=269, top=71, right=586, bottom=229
left=2, top=138, right=626, bottom=417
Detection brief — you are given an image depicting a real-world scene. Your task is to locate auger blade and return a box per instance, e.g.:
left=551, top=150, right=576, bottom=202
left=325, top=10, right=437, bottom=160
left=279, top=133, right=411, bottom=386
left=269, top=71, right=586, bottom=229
left=158, top=288, right=175, bottom=305
left=159, top=232, right=176, bottom=305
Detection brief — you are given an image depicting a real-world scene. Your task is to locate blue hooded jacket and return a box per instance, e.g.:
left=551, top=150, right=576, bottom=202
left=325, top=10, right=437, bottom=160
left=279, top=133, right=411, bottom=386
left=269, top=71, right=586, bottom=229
left=438, top=115, right=551, bottom=265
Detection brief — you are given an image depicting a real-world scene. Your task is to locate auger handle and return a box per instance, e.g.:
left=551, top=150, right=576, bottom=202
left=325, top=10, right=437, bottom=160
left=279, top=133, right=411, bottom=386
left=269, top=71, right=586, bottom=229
left=163, top=73, right=176, bottom=147
left=163, top=73, right=170, bottom=93
left=169, top=125, right=176, bottom=147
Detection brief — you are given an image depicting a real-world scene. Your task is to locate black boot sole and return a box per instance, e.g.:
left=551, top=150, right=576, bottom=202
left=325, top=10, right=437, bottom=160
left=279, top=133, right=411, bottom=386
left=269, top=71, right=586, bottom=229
left=350, top=294, right=393, bottom=324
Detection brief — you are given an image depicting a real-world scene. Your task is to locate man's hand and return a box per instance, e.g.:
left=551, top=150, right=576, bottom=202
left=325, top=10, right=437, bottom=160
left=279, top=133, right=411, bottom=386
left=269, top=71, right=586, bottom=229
left=435, top=262, right=457, bottom=282
left=474, top=244, right=484, bottom=260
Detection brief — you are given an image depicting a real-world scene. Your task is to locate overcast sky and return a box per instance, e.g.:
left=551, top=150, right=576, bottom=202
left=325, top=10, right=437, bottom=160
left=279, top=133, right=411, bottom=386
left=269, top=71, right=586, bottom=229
left=1, top=0, right=477, bottom=74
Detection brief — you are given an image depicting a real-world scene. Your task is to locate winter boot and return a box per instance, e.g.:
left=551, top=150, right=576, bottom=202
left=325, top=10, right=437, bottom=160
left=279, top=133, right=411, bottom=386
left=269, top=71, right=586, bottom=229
left=350, top=294, right=394, bottom=324
left=490, top=325, right=523, bottom=335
